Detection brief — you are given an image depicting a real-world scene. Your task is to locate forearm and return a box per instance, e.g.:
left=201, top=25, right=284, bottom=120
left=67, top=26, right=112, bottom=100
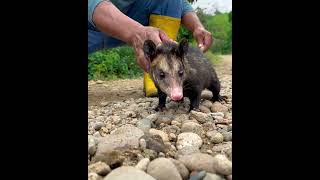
left=181, top=12, right=204, bottom=32
left=92, top=1, right=144, bottom=45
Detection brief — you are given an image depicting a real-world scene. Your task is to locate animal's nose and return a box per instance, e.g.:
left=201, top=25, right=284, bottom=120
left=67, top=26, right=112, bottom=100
left=170, top=88, right=183, bottom=101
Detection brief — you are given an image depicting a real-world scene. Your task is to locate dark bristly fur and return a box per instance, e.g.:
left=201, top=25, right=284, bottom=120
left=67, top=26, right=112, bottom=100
left=143, top=38, right=227, bottom=112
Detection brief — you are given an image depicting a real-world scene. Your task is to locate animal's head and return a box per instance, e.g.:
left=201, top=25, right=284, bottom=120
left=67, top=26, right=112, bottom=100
left=143, top=38, right=189, bottom=101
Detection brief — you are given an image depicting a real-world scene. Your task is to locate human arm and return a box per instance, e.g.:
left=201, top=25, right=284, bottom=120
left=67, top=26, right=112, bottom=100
left=89, top=0, right=170, bottom=72
left=181, top=0, right=213, bottom=52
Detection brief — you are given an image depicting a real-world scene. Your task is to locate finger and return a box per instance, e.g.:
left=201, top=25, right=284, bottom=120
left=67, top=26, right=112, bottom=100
left=159, top=30, right=178, bottom=45
left=199, top=43, right=205, bottom=52
left=196, top=33, right=205, bottom=52
left=136, top=49, right=150, bottom=72
left=202, top=33, right=213, bottom=52
left=159, top=30, right=171, bottom=43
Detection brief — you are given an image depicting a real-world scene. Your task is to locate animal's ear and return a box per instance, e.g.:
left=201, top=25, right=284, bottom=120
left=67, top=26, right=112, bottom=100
left=143, top=40, right=157, bottom=61
left=178, top=38, right=189, bottom=57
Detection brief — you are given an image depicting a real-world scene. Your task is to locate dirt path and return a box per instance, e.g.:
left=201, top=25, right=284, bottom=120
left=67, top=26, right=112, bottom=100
left=88, top=55, right=232, bottom=106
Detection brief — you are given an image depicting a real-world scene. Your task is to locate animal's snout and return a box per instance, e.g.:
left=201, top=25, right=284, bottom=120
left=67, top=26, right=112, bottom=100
left=170, top=87, right=183, bottom=101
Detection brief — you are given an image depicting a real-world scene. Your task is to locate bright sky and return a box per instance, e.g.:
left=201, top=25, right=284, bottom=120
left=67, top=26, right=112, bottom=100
left=192, top=0, right=232, bottom=14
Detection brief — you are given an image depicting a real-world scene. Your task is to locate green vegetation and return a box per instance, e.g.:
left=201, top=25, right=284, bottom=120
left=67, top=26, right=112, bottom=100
left=88, top=46, right=142, bottom=80
left=88, top=8, right=232, bottom=80
left=178, top=9, right=232, bottom=54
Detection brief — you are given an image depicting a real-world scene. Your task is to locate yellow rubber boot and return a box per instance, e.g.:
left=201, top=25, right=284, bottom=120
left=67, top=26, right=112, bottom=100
left=144, top=15, right=181, bottom=97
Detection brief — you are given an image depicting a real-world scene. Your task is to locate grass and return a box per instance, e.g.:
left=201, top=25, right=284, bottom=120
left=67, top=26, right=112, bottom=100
left=205, top=51, right=222, bottom=65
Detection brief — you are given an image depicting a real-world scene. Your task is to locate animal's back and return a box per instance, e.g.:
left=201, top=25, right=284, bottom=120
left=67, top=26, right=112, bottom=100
left=184, top=46, right=218, bottom=89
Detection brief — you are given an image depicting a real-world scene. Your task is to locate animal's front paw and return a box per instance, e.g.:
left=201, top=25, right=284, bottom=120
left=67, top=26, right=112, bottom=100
left=218, top=95, right=228, bottom=103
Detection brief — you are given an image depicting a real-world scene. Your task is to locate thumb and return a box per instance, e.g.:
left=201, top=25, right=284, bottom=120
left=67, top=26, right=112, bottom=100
left=197, top=36, right=205, bottom=52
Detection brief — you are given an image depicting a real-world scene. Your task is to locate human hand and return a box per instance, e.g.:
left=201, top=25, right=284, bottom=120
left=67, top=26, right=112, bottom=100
left=192, top=27, right=213, bottom=52
left=130, top=26, right=172, bottom=72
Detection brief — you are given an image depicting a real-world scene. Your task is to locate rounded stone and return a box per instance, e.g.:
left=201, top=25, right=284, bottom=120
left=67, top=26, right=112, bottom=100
left=147, top=158, right=182, bottom=180
left=104, top=166, right=156, bottom=180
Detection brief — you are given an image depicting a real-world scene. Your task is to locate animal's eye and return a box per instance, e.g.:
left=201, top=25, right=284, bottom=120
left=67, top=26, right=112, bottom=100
left=178, top=70, right=184, bottom=77
left=160, top=72, right=165, bottom=79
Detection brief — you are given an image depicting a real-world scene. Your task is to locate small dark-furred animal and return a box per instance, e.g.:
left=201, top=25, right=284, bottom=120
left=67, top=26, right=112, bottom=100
left=143, top=38, right=227, bottom=112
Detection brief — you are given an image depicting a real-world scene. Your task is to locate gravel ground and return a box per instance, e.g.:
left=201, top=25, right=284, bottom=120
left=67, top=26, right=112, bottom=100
left=88, top=55, right=232, bottom=180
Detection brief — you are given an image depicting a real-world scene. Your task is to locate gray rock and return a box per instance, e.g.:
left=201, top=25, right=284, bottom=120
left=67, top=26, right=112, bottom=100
left=216, top=125, right=229, bottom=132
left=93, top=150, right=125, bottom=168
left=155, top=115, right=174, bottom=125
left=209, top=112, right=225, bottom=117
left=104, top=166, right=156, bottom=180
left=202, top=100, right=213, bottom=108
left=88, top=161, right=111, bottom=176
left=181, top=122, right=204, bottom=136
left=100, top=101, right=110, bottom=107
left=96, top=116, right=105, bottom=122
left=169, top=133, right=176, bottom=141
left=212, top=116, right=224, bottom=121
left=111, top=115, right=122, bottom=125
left=169, top=158, right=189, bottom=180
left=125, top=111, right=136, bottom=118
left=174, top=114, right=189, bottom=123
left=166, top=101, right=180, bottom=109
left=142, top=149, right=158, bottom=161
left=135, top=158, right=150, bottom=172
left=221, top=131, right=232, bottom=141
left=207, top=150, right=213, bottom=154
left=89, top=135, right=97, bottom=156
left=137, top=118, right=152, bottom=132
left=203, top=173, right=224, bottom=180
left=93, top=131, right=102, bottom=138
left=149, top=129, right=169, bottom=142
left=171, top=120, right=182, bottom=127
left=177, top=146, right=200, bottom=156
left=190, top=111, right=213, bottom=124
left=176, top=132, right=203, bottom=150
left=212, top=154, right=232, bottom=175
left=146, top=113, right=159, bottom=122
left=202, top=122, right=216, bottom=132
left=144, top=135, right=166, bottom=153
left=199, top=105, right=211, bottom=113
left=88, top=172, right=103, bottom=180
left=189, top=170, right=206, bottom=180
left=211, top=102, right=228, bottom=113
left=158, top=152, right=165, bottom=157
left=147, top=158, right=182, bottom=180
left=178, top=153, right=216, bottom=173
left=96, top=125, right=144, bottom=155
left=226, top=147, right=232, bottom=161
left=227, top=124, right=232, bottom=132
left=206, top=131, right=224, bottom=144
left=94, top=121, right=105, bottom=131
left=162, top=125, right=181, bottom=135
left=139, top=138, right=147, bottom=149
left=201, top=90, right=213, bottom=100
left=212, top=142, right=232, bottom=154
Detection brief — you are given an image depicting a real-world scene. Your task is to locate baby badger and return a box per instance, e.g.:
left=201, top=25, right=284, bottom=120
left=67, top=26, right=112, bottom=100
left=143, top=38, right=226, bottom=112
